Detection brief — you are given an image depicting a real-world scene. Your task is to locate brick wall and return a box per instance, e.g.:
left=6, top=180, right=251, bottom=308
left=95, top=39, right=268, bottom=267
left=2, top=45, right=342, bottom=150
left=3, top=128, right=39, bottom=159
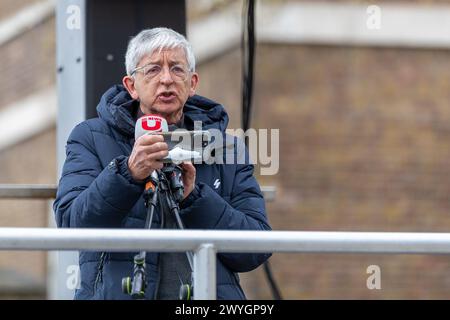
left=0, top=16, right=55, bottom=111
left=0, top=0, right=56, bottom=298
left=0, top=128, right=56, bottom=298
left=197, top=44, right=450, bottom=299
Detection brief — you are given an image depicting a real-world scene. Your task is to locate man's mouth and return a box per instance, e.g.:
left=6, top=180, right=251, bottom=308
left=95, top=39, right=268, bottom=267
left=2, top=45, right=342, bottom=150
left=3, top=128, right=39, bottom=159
left=158, top=91, right=176, bottom=102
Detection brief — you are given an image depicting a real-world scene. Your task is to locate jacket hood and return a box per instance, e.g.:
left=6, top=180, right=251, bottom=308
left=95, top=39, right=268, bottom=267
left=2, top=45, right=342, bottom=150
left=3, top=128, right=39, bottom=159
left=96, top=85, right=229, bottom=137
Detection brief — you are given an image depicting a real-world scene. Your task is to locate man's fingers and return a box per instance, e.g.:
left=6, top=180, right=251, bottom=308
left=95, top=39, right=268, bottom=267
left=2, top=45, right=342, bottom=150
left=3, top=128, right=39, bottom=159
left=139, top=142, right=168, bottom=154
left=129, top=135, right=168, bottom=181
left=180, top=162, right=196, bottom=200
left=181, top=162, right=196, bottom=176
left=143, top=158, right=164, bottom=170
left=136, top=134, right=164, bottom=146
left=148, top=149, right=169, bottom=161
left=154, top=160, right=164, bottom=170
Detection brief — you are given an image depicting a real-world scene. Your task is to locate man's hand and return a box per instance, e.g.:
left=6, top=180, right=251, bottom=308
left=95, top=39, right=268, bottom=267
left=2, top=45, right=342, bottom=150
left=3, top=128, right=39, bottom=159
left=180, top=162, right=196, bottom=200
left=128, top=134, right=169, bottom=182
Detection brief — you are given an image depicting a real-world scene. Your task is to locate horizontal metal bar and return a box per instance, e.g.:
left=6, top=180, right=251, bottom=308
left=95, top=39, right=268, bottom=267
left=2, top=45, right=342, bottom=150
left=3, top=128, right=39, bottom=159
left=0, top=184, right=57, bottom=199
left=260, top=186, right=276, bottom=201
left=1, top=228, right=450, bottom=254
left=0, top=185, right=276, bottom=201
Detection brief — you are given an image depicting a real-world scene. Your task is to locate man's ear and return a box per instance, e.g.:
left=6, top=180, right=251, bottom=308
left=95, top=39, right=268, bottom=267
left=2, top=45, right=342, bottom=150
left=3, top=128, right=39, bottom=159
left=189, top=72, right=199, bottom=97
left=122, top=75, right=139, bottom=100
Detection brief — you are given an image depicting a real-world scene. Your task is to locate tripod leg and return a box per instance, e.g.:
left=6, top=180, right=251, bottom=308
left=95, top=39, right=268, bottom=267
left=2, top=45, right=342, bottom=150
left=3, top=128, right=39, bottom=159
left=163, top=192, right=195, bottom=270
left=122, top=185, right=158, bottom=299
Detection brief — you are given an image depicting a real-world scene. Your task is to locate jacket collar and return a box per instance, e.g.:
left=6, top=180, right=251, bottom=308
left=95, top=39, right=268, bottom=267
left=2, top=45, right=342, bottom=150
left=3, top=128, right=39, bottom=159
left=96, top=85, right=229, bottom=137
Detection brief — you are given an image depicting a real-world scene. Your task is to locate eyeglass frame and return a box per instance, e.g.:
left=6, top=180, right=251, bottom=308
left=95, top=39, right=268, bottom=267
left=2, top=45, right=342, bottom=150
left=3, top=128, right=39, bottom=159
left=130, top=62, right=192, bottom=82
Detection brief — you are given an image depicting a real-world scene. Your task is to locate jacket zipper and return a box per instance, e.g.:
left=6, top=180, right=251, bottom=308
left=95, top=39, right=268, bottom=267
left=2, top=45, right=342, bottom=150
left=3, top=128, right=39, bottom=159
left=233, top=272, right=246, bottom=299
left=94, top=252, right=107, bottom=291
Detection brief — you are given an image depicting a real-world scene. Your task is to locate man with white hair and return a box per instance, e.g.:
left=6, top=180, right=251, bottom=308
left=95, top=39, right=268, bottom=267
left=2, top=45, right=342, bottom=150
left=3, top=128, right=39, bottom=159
left=54, top=27, right=271, bottom=300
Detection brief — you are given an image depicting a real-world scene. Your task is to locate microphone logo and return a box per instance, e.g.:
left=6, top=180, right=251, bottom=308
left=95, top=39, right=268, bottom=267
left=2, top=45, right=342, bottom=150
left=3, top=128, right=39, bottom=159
left=142, top=115, right=163, bottom=132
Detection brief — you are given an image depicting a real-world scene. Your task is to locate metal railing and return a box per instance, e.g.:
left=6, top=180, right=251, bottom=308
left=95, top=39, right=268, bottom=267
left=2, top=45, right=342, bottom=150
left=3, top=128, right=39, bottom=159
left=1, top=228, right=450, bottom=299
left=0, top=184, right=276, bottom=201
left=0, top=184, right=57, bottom=198
left=3, top=185, right=450, bottom=299
left=0, top=184, right=278, bottom=299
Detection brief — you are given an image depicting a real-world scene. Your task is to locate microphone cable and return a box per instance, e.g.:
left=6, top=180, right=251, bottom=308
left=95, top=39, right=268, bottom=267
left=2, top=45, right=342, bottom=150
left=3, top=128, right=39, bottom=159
left=241, top=0, right=283, bottom=300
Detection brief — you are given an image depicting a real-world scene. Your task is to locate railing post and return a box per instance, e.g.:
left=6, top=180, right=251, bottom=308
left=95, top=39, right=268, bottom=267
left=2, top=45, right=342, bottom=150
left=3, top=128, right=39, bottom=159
left=193, top=243, right=216, bottom=300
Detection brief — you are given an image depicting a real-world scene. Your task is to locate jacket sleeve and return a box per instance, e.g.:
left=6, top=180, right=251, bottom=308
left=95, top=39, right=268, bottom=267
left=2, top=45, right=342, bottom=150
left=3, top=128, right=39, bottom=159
left=179, top=138, right=272, bottom=273
left=53, top=122, right=144, bottom=228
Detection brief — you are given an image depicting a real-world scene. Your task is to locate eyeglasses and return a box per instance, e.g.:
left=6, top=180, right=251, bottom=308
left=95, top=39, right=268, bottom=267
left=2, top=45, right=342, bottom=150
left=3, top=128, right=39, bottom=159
left=130, top=63, right=190, bottom=82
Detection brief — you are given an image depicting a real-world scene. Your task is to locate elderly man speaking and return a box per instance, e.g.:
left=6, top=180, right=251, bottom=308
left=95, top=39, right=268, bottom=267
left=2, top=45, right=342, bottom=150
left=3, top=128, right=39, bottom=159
left=53, top=27, right=271, bottom=300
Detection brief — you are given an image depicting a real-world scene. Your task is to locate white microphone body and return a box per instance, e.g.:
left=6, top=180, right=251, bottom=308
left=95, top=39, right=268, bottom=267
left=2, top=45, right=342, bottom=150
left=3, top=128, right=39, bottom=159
left=135, top=114, right=169, bottom=140
left=135, top=114, right=204, bottom=164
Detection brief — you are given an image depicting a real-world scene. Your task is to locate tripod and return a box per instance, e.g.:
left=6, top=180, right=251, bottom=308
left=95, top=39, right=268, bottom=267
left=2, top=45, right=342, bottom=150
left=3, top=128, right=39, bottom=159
left=121, top=164, right=194, bottom=300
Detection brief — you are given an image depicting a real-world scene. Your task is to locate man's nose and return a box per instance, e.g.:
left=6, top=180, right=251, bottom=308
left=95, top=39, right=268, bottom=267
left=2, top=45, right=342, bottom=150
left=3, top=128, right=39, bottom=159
left=159, top=66, right=174, bottom=85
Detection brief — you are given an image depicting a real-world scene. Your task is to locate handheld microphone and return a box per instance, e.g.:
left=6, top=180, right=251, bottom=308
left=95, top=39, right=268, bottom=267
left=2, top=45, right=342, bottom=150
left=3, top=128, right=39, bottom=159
left=134, top=115, right=169, bottom=196
left=135, top=114, right=169, bottom=140
left=135, top=115, right=205, bottom=164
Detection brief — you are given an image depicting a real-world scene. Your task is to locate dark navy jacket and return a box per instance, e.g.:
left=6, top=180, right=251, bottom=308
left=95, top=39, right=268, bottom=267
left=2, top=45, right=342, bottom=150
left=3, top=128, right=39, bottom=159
left=53, top=85, right=271, bottom=300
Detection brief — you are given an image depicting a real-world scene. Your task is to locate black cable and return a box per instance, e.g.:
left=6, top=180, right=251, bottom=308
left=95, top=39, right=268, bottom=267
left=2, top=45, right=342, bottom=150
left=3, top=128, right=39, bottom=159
left=241, top=0, right=255, bottom=132
left=241, top=0, right=283, bottom=300
left=263, top=260, right=282, bottom=300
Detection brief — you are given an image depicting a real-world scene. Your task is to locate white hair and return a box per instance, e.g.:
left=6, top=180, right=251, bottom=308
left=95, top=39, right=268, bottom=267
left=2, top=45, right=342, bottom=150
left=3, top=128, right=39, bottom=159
left=125, top=27, right=196, bottom=76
